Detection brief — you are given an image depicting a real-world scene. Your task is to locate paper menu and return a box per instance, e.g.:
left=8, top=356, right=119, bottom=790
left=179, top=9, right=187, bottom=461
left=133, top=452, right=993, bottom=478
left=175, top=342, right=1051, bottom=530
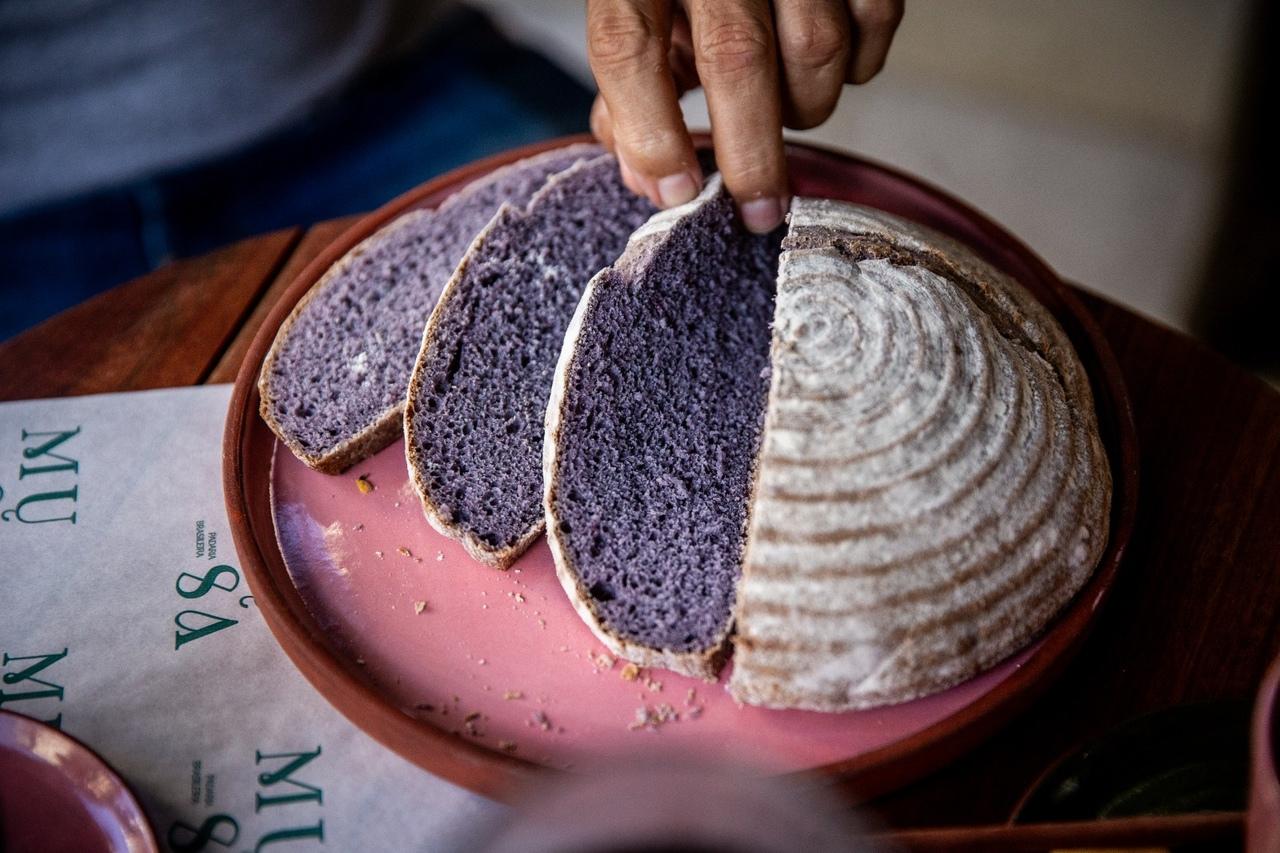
left=0, top=385, right=500, bottom=852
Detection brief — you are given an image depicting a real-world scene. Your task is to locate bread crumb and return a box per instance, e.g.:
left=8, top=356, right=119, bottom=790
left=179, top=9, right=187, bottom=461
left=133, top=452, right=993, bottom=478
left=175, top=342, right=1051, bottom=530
left=464, top=711, right=482, bottom=723
left=643, top=676, right=663, bottom=693
left=532, top=710, right=552, bottom=731
left=413, top=600, right=427, bottom=614
left=393, top=501, right=401, bottom=508
left=374, top=550, right=384, bottom=559
left=537, top=618, right=546, bottom=629
left=503, top=690, right=523, bottom=700
left=685, top=688, right=697, bottom=706
left=514, top=593, right=525, bottom=603
left=355, top=657, right=366, bottom=665
left=477, top=658, right=487, bottom=666
left=353, top=523, right=364, bottom=532
left=355, top=475, right=374, bottom=494
left=628, top=703, right=680, bottom=731
left=620, top=663, right=640, bottom=681
left=590, top=651, right=615, bottom=671
left=436, top=551, right=444, bottom=561
left=498, top=740, right=517, bottom=753
left=686, top=705, right=703, bottom=720
left=397, top=546, right=412, bottom=558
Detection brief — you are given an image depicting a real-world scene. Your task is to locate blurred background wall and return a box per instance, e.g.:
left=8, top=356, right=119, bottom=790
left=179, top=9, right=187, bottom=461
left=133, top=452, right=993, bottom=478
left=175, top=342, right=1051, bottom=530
left=5, top=0, right=1270, bottom=374
left=476, top=0, right=1259, bottom=351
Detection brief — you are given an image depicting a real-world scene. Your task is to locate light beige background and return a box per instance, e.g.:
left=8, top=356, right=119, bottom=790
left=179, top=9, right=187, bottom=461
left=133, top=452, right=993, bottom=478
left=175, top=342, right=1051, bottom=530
left=476, top=0, right=1252, bottom=336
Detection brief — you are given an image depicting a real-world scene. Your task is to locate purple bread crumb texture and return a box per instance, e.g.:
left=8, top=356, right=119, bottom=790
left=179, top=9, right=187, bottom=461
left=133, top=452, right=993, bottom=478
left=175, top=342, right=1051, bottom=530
left=409, top=155, right=657, bottom=552
left=264, top=144, right=600, bottom=457
left=553, top=191, right=782, bottom=653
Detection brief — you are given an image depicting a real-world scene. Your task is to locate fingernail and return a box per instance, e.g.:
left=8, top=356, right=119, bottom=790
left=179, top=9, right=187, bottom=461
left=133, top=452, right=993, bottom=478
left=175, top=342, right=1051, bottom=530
left=656, top=172, right=699, bottom=208
left=741, top=197, right=785, bottom=234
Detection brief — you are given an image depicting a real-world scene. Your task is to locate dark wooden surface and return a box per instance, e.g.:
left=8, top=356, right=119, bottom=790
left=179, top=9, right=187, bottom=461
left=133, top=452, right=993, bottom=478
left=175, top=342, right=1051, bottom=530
left=3, top=222, right=1278, bottom=835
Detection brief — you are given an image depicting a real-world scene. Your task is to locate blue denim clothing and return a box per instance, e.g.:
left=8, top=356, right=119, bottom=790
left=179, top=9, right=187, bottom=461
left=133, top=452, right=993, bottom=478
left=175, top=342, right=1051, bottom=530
left=0, top=8, right=593, bottom=340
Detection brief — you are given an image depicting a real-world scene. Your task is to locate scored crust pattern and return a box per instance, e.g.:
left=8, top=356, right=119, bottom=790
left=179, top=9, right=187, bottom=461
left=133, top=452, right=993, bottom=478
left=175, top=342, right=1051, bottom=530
left=728, top=199, right=1112, bottom=710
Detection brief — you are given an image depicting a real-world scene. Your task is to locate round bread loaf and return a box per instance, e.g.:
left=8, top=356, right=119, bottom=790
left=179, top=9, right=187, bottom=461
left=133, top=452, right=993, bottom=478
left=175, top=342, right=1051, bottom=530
left=258, top=143, right=601, bottom=473
left=729, top=198, right=1111, bottom=710
left=545, top=179, right=1112, bottom=705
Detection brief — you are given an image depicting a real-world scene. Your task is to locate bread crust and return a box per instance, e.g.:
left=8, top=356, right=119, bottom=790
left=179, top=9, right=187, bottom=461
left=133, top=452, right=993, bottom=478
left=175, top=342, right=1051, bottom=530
left=403, top=203, right=536, bottom=569
left=542, top=178, right=735, bottom=681
left=258, top=211, right=432, bottom=474
left=404, top=155, right=615, bottom=569
left=727, top=200, right=1112, bottom=710
left=258, top=143, right=602, bottom=474
left=545, top=190, right=1111, bottom=705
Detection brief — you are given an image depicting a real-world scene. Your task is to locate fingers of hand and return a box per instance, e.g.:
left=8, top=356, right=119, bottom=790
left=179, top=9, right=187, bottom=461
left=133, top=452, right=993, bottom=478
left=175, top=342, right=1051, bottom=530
left=688, top=0, right=788, bottom=232
left=774, top=0, right=852, bottom=130
left=587, top=0, right=702, bottom=207
left=847, top=0, right=904, bottom=84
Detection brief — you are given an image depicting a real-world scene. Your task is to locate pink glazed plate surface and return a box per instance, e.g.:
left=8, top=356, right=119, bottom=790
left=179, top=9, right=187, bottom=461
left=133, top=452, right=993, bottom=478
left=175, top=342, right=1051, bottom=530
left=272, top=440, right=1037, bottom=773
left=0, top=711, right=158, bottom=853
left=226, top=134, right=1139, bottom=800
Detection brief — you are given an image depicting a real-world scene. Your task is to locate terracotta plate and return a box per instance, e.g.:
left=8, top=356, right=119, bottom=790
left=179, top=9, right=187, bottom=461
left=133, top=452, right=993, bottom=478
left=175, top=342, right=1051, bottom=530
left=224, top=134, right=1139, bottom=800
left=0, top=711, right=158, bottom=852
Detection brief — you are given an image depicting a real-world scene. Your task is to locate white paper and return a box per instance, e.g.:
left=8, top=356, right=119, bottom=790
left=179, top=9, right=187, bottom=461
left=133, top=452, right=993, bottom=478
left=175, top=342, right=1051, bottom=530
left=0, top=385, right=501, bottom=852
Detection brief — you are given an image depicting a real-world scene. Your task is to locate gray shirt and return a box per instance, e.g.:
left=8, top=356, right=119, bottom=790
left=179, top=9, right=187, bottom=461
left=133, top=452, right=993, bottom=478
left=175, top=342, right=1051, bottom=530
left=0, top=0, right=442, bottom=214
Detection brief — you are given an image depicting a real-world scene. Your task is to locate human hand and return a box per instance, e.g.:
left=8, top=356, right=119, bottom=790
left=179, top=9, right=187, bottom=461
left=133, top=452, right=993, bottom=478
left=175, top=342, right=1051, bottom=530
left=587, top=0, right=904, bottom=233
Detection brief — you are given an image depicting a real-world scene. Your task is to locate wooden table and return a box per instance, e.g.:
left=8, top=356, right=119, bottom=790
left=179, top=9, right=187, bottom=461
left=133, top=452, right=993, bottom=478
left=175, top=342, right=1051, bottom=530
left=3, top=223, right=1278, bottom=843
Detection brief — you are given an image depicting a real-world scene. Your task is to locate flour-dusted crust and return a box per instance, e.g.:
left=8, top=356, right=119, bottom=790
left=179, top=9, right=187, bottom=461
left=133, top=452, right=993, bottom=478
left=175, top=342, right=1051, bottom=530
left=258, top=143, right=602, bottom=474
left=728, top=199, right=1112, bottom=710
left=543, top=177, right=733, bottom=680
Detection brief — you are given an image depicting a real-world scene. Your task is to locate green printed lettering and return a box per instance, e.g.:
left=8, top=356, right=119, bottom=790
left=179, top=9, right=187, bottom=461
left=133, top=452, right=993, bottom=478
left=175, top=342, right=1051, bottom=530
left=176, top=564, right=240, bottom=599
left=18, top=427, right=80, bottom=477
left=255, top=746, right=323, bottom=811
left=3, top=648, right=67, bottom=685
left=0, top=649, right=67, bottom=709
left=1, top=486, right=77, bottom=524
left=173, top=611, right=238, bottom=649
left=167, top=814, right=239, bottom=851
left=255, top=820, right=324, bottom=851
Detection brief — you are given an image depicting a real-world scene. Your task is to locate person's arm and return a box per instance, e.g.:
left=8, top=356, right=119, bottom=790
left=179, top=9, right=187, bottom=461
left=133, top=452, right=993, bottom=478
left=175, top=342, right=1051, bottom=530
left=586, top=0, right=904, bottom=233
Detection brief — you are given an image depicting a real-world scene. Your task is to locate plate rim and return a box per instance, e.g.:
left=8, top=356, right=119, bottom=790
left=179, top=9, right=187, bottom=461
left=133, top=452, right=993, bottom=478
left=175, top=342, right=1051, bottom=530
left=223, top=132, right=1139, bottom=801
left=0, top=710, right=160, bottom=851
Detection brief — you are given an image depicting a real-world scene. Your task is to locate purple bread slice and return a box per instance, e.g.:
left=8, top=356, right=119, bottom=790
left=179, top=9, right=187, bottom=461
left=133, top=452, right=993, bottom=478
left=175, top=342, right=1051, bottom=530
left=404, top=154, right=656, bottom=568
left=258, top=143, right=601, bottom=473
left=543, top=176, right=782, bottom=678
